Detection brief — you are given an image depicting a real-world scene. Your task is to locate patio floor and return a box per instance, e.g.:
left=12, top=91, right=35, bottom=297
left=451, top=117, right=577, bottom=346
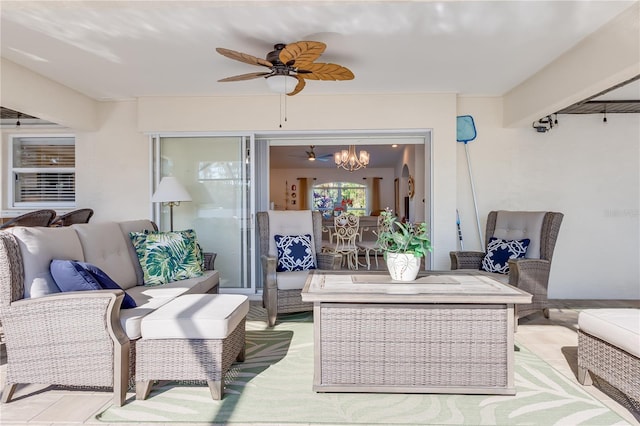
left=1, top=299, right=639, bottom=425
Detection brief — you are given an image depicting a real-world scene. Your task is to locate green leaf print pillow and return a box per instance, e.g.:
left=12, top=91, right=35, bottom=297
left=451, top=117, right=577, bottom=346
left=129, top=229, right=204, bottom=286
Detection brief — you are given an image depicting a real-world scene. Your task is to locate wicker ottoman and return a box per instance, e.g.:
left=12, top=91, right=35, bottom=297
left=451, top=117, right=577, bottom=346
left=577, top=308, right=640, bottom=402
left=135, top=294, right=249, bottom=401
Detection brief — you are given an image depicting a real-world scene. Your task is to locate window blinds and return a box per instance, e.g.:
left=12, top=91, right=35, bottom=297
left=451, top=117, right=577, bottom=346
left=11, top=137, right=75, bottom=205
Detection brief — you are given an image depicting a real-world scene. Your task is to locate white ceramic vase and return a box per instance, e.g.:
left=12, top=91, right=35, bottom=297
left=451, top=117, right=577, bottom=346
left=386, top=252, right=421, bottom=281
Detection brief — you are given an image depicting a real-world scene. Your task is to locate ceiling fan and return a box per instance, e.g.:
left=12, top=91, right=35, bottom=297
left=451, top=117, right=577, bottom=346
left=305, top=145, right=332, bottom=162
left=216, top=41, right=354, bottom=96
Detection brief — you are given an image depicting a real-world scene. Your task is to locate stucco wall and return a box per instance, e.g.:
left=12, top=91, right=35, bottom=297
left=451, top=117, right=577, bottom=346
left=1, top=76, right=638, bottom=298
left=457, top=97, right=639, bottom=299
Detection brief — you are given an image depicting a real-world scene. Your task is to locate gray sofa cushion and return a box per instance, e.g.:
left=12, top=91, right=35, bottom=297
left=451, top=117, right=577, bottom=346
left=118, top=220, right=157, bottom=285
left=8, top=226, right=84, bottom=298
left=73, top=222, right=139, bottom=289
left=493, top=211, right=545, bottom=258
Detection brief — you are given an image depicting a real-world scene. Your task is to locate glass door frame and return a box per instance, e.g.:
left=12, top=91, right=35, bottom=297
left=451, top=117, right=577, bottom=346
left=149, top=128, right=432, bottom=296
left=150, top=132, right=258, bottom=296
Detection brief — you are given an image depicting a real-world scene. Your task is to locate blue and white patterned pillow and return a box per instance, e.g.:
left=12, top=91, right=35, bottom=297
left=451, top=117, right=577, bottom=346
left=481, top=237, right=530, bottom=274
left=274, top=234, right=316, bottom=272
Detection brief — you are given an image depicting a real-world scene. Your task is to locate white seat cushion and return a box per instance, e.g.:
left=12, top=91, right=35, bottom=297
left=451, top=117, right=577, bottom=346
left=276, top=270, right=311, bottom=290
left=121, top=271, right=219, bottom=339
left=141, top=294, right=249, bottom=340
left=578, top=309, right=640, bottom=358
left=118, top=296, right=175, bottom=339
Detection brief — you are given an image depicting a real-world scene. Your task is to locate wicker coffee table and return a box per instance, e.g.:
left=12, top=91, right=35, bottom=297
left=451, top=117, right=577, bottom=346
left=301, top=270, right=532, bottom=395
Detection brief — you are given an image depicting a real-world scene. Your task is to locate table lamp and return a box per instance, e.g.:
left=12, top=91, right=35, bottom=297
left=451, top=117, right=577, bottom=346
left=151, top=177, right=192, bottom=231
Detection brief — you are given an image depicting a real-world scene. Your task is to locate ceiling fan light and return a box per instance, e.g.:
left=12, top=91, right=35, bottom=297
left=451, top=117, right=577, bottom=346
left=265, top=75, right=297, bottom=94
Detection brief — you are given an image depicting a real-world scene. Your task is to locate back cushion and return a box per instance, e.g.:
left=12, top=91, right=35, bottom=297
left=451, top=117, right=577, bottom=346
left=493, top=211, right=545, bottom=258
left=118, top=220, right=157, bottom=285
left=267, top=210, right=315, bottom=259
left=72, top=222, right=138, bottom=289
left=8, top=226, right=84, bottom=298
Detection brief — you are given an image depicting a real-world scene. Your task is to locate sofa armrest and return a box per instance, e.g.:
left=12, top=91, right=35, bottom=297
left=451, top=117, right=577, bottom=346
left=450, top=251, right=485, bottom=269
left=260, top=255, right=278, bottom=290
left=1, top=289, right=130, bottom=404
left=203, top=252, right=217, bottom=270
left=508, top=258, right=551, bottom=294
left=6, top=289, right=128, bottom=346
left=317, top=252, right=342, bottom=270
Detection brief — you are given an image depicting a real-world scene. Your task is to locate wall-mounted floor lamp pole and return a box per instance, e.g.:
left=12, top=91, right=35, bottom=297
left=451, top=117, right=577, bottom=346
left=151, top=177, right=192, bottom=231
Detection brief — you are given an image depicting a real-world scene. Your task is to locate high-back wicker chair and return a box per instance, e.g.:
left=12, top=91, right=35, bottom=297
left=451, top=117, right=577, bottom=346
left=257, top=210, right=342, bottom=327
left=51, top=208, right=94, bottom=226
left=0, top=209, right=57, bottom=229
left=450, top=210, right=563, bottom=321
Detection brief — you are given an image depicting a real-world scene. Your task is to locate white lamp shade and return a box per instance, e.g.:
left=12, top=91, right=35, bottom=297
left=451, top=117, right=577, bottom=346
left=265, top=75, right=298, bottom=94
left=151, top=177, right=192, bottom=203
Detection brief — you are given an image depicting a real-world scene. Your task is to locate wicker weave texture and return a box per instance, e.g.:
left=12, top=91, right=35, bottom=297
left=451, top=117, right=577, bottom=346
left=319, top=305, right=509, bottom=388
left=450, top=211, right=563, bottom=321
left=136, top=318, right=245, bottom=382
left=578, top=329, right=640, bottom=402
left=277, top=288, right=313, bottom=314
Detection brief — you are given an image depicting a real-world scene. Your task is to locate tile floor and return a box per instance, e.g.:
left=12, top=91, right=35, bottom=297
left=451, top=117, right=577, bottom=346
left=1, top=299, right=639, bottom=426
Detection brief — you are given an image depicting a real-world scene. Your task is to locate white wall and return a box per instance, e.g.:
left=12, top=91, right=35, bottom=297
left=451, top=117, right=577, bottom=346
left=457, top=97, right=640, bottom=299
left=2, top=67, right=638, bottom=299
left=76, top=101, right=151, bottom=221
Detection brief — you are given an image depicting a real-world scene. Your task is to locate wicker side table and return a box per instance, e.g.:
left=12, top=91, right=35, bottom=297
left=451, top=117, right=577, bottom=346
left=135, top=294, right=249, bottom=400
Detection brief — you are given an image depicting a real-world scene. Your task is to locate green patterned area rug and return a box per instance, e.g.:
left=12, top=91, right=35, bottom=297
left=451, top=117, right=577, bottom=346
left=97, top=306, right=628, bottom=425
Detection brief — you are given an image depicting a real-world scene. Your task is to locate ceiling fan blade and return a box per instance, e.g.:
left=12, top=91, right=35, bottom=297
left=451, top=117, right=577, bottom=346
left=299, top=62, right=355, bottom=81
left=218, top=72, right=271, bottom=82
left=280, top=41, right=326, bottom=67
left=287, top=76, right=306, bottom=96
left=216, top=47, right=273, bottom=68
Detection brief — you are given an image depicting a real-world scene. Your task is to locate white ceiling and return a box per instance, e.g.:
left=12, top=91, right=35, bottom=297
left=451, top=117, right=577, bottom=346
left=1, top=1, right=636, bottom=101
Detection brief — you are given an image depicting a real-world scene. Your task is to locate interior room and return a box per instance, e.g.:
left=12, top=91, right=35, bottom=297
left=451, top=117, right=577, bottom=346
left=0, top=1, right=638, bottom=424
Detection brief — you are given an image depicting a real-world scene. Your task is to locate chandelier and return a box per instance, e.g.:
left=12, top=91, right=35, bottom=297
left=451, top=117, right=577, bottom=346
left=334, top=145, right=369, bottom=172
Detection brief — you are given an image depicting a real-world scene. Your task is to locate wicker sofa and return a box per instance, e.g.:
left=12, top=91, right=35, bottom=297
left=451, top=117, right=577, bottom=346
left=0, top=220, right=219, bottom=407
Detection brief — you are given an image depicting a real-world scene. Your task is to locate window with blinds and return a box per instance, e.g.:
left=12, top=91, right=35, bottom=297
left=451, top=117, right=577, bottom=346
left=10, top=135, right=76, bottom=207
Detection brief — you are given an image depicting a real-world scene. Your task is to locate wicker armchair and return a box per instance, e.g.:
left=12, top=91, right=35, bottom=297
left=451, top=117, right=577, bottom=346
left=257, top=210, right=341, bottom=327
left=0, top=231, right=130, bottom=406
left=0, top=209, right=57, bottom=229
left=450, top=210, right=563, bottom=320
left=51, top=208, right=94, bottom=226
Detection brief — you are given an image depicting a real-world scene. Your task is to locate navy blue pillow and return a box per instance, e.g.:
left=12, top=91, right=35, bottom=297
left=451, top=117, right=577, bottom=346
left=50, top=260, right=137, bottom=309
left=274, top=234, right=316, bottom=272
left=481, top=237, right=530, bottom=274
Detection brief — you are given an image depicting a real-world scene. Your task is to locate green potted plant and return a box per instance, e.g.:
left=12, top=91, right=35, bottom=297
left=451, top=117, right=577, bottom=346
left=376, top=209, right=432, bottom=281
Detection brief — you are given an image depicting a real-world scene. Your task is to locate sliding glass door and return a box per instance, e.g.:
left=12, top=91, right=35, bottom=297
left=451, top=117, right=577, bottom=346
left=154, top=135, right=255, bottom=292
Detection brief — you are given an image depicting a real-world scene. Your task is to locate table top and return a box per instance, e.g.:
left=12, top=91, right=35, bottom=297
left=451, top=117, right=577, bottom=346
left=301, top=270, right=532, bottom=304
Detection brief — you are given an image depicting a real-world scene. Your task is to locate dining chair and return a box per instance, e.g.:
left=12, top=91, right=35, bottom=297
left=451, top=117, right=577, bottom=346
left=51, top=208, right=94, bottom=226
left=0, top=209, right=57, bottom=229
left=356, top=214, right=391, bottom=269
left=331, top=213, right=360, bottom=270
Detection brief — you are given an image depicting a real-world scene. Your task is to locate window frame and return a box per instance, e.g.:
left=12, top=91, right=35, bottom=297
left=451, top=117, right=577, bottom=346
left=8, top=133, right=76, bottom=208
